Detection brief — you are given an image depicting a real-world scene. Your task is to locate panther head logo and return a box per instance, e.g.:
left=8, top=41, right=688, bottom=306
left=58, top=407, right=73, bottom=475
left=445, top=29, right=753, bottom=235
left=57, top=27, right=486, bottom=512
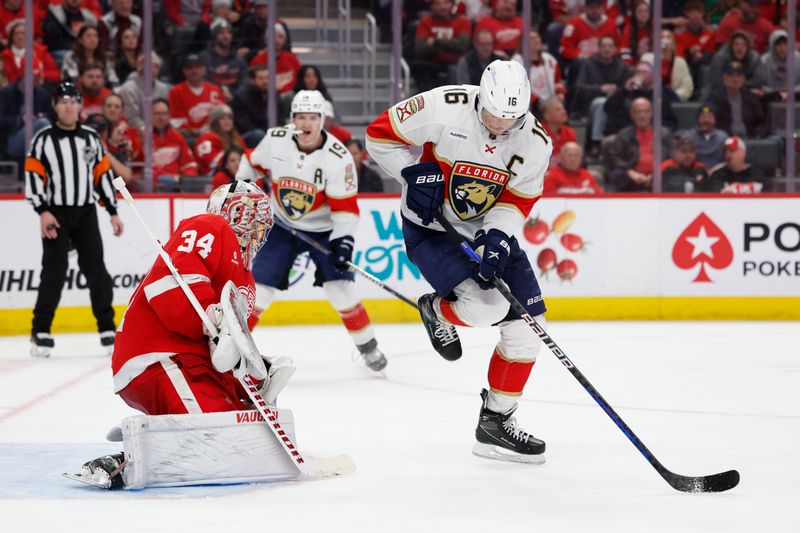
left=277, top=178, right=316, bottom=220
left=449, top=162, right=509, bottom=220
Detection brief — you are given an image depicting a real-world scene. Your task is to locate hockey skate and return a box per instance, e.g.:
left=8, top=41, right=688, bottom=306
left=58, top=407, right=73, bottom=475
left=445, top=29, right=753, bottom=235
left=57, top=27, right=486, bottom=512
left=30, top=333, right=54, bottom=358
left=473, top=389, right=545, bottom=464
left=357, top=339, right=388, bottom=371
left=64, top=453, right=126, bottom=489
left=417, top=293, right=462, bottom=361
left=99, top=331, right=115, bottom=356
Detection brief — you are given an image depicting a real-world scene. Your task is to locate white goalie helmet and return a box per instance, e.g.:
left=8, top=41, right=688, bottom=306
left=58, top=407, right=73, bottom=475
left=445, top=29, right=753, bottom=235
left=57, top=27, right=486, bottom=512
left=207, top=181, right=273, bottom=269
left=290, top=90, right=325, bottom=118
left=478, top=59, right=530, bottom=132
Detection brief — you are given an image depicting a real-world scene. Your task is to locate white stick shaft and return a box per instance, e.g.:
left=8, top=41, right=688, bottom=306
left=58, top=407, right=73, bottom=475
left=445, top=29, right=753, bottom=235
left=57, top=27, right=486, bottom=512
left=112, top=177, right=308, bottom=476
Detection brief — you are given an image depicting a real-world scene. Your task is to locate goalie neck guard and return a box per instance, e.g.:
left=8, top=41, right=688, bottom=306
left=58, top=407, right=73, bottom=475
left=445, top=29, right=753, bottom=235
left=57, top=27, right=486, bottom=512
left=207, top=181, right=273, bottom=268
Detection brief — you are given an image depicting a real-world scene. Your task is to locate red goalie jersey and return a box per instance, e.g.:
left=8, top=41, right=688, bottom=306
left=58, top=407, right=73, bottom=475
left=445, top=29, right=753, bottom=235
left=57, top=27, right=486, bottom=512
left=112, top=214, right=257, bottom=393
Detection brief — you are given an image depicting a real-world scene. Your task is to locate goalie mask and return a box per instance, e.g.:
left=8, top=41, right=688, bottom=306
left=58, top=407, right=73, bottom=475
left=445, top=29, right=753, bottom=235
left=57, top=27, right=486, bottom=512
left=477, top=60, right=530, bottom=135
left=207, top=181, right=273, bottom=268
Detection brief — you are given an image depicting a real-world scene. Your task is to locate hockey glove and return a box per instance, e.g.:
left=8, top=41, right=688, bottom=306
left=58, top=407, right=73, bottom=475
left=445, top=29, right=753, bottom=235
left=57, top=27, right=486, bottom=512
left=329, top=235, right=354, bottom=271
left=204, top=303, right=241, bottom=374
left=400, top=162, right=445, bottom=226
left=473, top=228, right=515, bottom=287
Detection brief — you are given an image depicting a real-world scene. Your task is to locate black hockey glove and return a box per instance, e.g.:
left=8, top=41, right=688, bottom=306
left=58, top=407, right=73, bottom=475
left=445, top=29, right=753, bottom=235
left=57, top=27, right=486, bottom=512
left=400, top=162, right=445, bottom=226
left=473, top=228, right=515, bottom=288
left=329, top=235, right=354, bottom=271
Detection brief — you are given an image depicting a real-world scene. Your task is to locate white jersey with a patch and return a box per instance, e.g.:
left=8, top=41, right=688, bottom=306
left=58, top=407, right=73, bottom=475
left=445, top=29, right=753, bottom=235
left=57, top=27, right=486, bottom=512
left=237, top=127, right=359, bottom=239
left=365, top=85, right=552, bottom=238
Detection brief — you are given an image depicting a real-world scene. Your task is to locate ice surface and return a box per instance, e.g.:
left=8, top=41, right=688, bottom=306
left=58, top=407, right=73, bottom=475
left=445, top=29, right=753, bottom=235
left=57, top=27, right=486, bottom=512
left=0, top=322, right=798, bottom=532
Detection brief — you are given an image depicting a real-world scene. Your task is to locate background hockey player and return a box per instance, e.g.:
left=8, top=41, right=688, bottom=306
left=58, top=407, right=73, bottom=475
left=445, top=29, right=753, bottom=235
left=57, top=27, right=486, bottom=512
left=78, top=181, right=294, bottom=487
left=366, top=60, right=552, bottom=463
left=237, top=90, right=387, bottom=372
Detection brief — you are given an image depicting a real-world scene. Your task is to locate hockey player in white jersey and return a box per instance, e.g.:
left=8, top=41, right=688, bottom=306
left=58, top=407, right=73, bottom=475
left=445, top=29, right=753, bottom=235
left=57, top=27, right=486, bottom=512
left=366, top=60, right=552, bottom=463
left=238, top=90, right=387, bottom=372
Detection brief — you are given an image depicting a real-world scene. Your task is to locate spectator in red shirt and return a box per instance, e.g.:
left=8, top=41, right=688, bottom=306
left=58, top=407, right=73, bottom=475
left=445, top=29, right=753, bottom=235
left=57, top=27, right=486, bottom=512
left=168, top=54, right=225, bottom=137
left=621, top=0, right=652, bottom=64
left=715, top=0, right=775, bottom=53
left=1, top=21, right=59, bottom=86
left=544, top=142, right=603, bottom=195
left=474, top=0, right=524, bottom=58
left=193, top=104, right=245, bottom=175
left=675, top=1, right=715, bottom=65
left=78, top=63, right=112, bottom=122
left=211, top=146, right=245, bottom=190
left=560, top=0, right=621, bottom=63
left=544, top=0, right=584, bottom=63
left=323, top=100, right=352, bottom=144
left=540, top=97, right=577, bottom=169
left=151, top=98, right=199, bottom=191
left=0, top=0, right=43, bottom=45
left=249, top=24, right=301, bottom=94
left=607, top=97, right=674, bottom=191
left=102, top=93, right=142, bottom=163
left=661, top=133, right=709, bottom=193
left=413, top=0, right=471, bottom=91
left=513, top=30, right=565, bottom=107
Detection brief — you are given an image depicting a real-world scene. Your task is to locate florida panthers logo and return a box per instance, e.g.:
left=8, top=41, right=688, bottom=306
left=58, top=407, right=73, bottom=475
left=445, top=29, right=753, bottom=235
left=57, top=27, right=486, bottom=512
left=449, top=162, right=509, bottom=220
left=277, top=177, right=317, bottom=220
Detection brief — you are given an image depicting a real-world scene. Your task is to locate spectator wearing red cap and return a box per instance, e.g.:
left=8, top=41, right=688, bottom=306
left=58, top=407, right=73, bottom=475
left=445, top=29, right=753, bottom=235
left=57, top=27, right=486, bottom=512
left=707, top=136, right=766, bottom=193
left=661, top=133, right=709, bottom=193
left=474, top=0, right=524, bottom=58
left=715, top=0, right=774, bottom=54
left=540, top=97, right=576, bottom=169
left=544, top=142, right=603, bottom=195
left=559, top=0, right=621, bottom=63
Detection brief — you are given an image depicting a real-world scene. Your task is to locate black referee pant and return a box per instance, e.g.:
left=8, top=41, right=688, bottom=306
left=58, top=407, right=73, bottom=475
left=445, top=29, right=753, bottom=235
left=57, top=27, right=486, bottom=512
left=32, top=205, right=115, bottom=335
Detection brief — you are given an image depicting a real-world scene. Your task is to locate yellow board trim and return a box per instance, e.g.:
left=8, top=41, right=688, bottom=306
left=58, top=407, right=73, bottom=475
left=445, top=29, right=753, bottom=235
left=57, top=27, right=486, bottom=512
left=1, top=297, right=798, bottom=335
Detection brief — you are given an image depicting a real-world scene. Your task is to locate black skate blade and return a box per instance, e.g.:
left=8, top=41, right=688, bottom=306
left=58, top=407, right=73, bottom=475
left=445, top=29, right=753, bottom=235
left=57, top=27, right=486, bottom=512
left=63, top=471, right=113, bottom=489
left=663, top=469, right=740, bottom=493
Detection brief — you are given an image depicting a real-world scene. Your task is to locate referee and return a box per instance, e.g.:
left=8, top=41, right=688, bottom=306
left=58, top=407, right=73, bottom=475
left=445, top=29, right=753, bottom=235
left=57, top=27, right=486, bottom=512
left=24, top=82, right=124, bottom=358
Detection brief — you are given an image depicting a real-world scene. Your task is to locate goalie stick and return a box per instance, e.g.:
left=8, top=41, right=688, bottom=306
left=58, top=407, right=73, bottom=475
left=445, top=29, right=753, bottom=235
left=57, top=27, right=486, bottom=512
left=112, top=177, right=353, bottom=479
left=435, top=213, right=739, bottom=493
left=273, top=218, right=418, bottom=309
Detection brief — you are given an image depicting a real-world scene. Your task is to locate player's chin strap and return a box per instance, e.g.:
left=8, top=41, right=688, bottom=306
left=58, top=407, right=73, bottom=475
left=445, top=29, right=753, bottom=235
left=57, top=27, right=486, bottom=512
left=112, top=177, right=310, bottom=478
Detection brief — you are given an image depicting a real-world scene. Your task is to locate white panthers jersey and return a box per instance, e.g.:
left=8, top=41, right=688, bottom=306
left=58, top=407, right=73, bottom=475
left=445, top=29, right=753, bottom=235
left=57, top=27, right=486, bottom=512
left=366, top=85, right=552, bottom=239
left=237, top=127, right=359, bottom=239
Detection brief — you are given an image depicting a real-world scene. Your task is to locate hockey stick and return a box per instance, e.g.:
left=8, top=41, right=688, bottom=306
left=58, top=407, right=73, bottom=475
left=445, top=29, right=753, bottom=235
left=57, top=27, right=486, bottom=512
left=273, top=218, right=418, bottom=309
left=111, top=178, right=312, bottom=477
left=434, top=213, right=740, bottom=493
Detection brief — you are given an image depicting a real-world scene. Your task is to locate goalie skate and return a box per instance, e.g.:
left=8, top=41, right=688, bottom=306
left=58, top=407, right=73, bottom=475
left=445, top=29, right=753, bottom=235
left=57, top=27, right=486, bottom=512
left=64, top=453, right=126, bottom=490
left=472, top=389, right=545, bottom=465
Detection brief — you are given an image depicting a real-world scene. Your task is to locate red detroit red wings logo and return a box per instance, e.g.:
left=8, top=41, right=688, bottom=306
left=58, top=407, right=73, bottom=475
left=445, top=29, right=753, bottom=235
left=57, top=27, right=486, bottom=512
left=672, top=212, right=733, bottom=282
left=237, top=284, right=256, bottom=317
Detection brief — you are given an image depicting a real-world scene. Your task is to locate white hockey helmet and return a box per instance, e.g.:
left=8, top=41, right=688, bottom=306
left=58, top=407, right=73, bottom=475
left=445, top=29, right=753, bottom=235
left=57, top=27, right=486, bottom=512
left=478, top=60, right=530, bottom=132
left=207, top=180, right=273, bottom=268
left=290, top=90, right=325, bottom=118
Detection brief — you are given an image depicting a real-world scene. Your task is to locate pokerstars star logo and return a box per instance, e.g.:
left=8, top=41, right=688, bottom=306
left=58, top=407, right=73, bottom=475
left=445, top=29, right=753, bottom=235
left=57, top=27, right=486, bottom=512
left=672, top=212, right=733, bottom=282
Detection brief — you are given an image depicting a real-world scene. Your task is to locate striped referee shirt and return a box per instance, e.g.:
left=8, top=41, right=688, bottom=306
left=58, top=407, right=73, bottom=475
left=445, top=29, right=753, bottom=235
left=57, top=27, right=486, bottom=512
left=24, top=124, right=118, bottom=216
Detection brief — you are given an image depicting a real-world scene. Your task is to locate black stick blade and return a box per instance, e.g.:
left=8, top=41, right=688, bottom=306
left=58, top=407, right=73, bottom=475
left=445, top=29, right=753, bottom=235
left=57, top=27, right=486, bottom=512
left=665, top=469, right=740, bottom=493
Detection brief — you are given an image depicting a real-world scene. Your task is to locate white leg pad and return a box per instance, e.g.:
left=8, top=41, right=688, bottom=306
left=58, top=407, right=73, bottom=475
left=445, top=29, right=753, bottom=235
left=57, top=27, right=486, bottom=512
left=449, top=278, right=511, bottom=326
left=121, top=409, right=300, bottom=489
left=322, top=280, right=359, bottom=311
left=498, top=314, right=546, bottom=361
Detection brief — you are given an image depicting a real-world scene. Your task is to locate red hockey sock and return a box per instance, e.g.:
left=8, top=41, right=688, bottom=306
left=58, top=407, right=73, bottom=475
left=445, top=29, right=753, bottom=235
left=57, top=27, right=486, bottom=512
left=487, top=348, right=535, bottom=396
left=339, top=303, right=371, bottom=334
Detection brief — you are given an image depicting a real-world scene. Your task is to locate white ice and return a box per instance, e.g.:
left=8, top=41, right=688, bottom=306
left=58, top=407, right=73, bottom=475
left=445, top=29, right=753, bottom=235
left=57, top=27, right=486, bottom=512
left=0, top=321, right=798, bottom=533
